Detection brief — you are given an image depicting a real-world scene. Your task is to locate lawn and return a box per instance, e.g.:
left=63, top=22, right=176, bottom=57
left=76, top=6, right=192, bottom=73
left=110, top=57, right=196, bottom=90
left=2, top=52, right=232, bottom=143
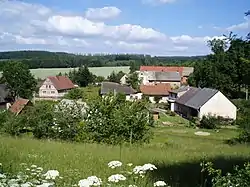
left=0, top=123, right=249, bottom=187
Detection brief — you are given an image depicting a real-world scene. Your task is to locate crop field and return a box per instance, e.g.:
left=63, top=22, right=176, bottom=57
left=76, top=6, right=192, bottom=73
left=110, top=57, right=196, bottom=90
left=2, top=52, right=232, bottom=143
left=1, top=123, right=249, bottom=187
left=0, top=66, right=130, bottom=79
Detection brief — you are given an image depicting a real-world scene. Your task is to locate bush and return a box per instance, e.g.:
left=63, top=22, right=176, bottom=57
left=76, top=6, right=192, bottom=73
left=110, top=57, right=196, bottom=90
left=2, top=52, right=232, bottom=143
left=64, top=88, right=84, bottom=100
left=83, top=93, right=154, bottom=144
left=202, top=162, right=250, bottom=187
left=199, top=115, right=222, bottom=129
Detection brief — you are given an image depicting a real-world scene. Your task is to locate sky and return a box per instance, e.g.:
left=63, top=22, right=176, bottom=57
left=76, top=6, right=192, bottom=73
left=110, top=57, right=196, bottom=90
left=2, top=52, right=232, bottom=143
left=0, top=0, right=249, bottom=56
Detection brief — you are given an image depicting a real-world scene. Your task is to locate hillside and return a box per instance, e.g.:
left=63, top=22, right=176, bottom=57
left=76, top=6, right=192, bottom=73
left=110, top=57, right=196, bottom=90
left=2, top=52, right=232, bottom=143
left=0, top=50, right=205, bottom=70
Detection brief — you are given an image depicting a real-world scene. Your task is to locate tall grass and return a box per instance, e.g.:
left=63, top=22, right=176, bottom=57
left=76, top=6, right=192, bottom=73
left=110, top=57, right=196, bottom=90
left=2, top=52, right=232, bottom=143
left=1, top=126, right=249, bottom=186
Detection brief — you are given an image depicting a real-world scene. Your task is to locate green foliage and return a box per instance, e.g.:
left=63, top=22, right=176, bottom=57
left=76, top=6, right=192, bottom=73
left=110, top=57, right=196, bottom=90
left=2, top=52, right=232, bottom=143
left=199, top=115, right=222, bottom=129
left=202, top=161, right=250, bottom=187
left=107, top=71, right=125, bottom=83
left=68, top=66, right=94, bottom=87
left=126, top=72, right=141, bottom=90
left=0, top=51, right=202, bottom=70
left=2, top=61, right=37, bottom=99
left=64, top=88, right=84, bottom=100
left=154, top=96, right=162, bottom=103
left=190, top=32, right=250, bottom=98
left=83, top=94, right=154, bottom=144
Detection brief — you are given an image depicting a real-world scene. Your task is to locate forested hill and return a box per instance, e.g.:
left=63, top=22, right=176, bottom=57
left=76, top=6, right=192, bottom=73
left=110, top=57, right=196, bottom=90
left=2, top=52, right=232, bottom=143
left=0, top=50, right=205, bottom=70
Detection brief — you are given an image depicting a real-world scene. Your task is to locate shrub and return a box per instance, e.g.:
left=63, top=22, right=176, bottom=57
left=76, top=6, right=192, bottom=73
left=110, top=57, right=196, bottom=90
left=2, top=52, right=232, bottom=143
left=84, top=94, right=154, bottom=144
left=202, top=161, right=250, bottom=187
left=199, top=115, right=221, bottom=129
left=64, top=88, right=84, bottom=100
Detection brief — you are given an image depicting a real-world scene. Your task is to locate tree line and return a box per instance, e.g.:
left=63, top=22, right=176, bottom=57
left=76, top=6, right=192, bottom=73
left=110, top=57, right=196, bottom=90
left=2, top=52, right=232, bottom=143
left=0, top=50, right=203, bottom=70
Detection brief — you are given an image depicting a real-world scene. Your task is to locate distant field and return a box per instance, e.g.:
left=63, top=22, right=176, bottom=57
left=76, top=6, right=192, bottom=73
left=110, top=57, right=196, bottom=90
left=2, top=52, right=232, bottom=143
left=0, top=66, right=130, bottom=79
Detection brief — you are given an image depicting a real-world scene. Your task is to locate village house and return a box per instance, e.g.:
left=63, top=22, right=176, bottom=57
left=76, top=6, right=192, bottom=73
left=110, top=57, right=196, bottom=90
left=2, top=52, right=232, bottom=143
left=169, top=86, right=237, bottom=120
left=140, top=83, right=172, bottom=103
left=139, top=66, right=194, bottom=85
left=100, top=82, right=141, bottom=101
left=0, top=84, right=12, bottom=109
left=9, top=98, right=33, bottom=115
left=39, top=76, right=76, bottom=98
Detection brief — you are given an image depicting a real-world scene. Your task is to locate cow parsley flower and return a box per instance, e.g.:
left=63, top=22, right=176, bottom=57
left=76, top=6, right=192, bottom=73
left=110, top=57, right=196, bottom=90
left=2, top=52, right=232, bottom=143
left=133, top=166, right=145, bottom=175
left=21, top=182, right=33, bottom=187
left=154, top=181, right=167, bottom=186
left=108, top=174, right=126, bottom=183
left=142, top=163, right=157, bottom=171
left=127, top=163, right=133, bottom=167
left=0, top=174, right=6, bottom=178
left=44, top=170, right=59, bottom=180
left=79, top=179, right=91, bottom=187
left=133, top=163, right=157, bottom=176
left=37, top=182, right=54, bottom=187
left=78, top=176, right=102, bottom=187
left=129, top=185, right=137, bottom=187
left=31, top=165, right=37, bottom=168
left=108, top=161, right=122, bottom=169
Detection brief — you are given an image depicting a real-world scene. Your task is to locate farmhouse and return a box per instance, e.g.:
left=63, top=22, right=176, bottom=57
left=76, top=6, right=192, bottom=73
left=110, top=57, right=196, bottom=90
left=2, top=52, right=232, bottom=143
left=9, top=98, right=32, bottom=115
left=100, top=82, right=141, bottom=101
left=0, top=84, right=12, bottom=109
left=39, top=76, right=76, bottom=98
left=139, top=66, right=193, bottom=85
left=171, top=87, right=237, bottom=120
left=140, top=83, right=172, bottom=103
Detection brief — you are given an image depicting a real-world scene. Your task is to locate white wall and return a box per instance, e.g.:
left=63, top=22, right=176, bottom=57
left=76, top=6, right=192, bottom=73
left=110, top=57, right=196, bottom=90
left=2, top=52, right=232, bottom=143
left=120, top=75, right=128, bottom=85
left=126, top=93, right=143, bottom=101
left=199, top=91, right=237, bottom=120
left=39, top=78, right=59, bottom=98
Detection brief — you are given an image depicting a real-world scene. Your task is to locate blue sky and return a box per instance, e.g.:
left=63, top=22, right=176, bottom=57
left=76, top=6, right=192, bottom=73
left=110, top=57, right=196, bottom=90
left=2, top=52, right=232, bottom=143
left=0, top=0, right=249, bottom=56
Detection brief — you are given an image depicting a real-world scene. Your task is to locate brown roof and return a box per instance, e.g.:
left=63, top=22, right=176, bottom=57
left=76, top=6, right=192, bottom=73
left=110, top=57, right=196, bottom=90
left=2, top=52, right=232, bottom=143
left=140, top=83, right=171, bottom=96
left=9, top=98, right=30, bottom=114
left=48, top=76, right=75, bottom=91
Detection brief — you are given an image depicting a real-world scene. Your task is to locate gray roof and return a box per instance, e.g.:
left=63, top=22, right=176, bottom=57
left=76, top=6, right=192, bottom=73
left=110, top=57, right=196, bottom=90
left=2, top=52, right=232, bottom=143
left=101, top=82, right=136, bottom=95
left=0, top=84, right=9, bottom=103
left=149, top=71, right=181, bottom=81
left=185, top=88, right=219, bottom=109
left=175, top=87, right=201, bottom=105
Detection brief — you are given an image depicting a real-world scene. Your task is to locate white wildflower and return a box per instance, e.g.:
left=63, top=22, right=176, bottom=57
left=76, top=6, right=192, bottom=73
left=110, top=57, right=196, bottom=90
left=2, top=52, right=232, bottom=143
left=44, top=170, right=59, bottom=180
left=127, top=163, right=133, bottom=167
left=0, top=174, right=6, bottom=178
left=142, top=163, right=157, bottom=171
left=154, top=181, right=167, bottom=187
left=31, top=165, right=37, bottom=168
left=37, top=182, right=54, bottom=187
left=78, top=179, right=91, bottom=187
left=133, top=166, right=145, bottom=175
left=108, top=174, right=126, bottom=183
left=129, top=185, right=137, bottom=187
left=0, top=163, right=2, bottom=167
left=108, top=161, right=122, bottom=169
left=21, top=182, right=33, bottom=187
left=86, top=176, right=102, bottom=186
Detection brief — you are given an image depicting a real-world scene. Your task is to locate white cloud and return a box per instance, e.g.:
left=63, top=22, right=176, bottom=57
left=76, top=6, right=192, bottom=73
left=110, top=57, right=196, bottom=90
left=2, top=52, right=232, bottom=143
left=85, top=7, right=121, bottom=20
left=0, top=0, right=226, bottom=56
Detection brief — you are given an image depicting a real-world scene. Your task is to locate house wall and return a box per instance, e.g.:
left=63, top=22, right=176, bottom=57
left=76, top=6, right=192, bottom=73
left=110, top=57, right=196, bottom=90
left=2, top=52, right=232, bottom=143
left=148, top=96, right=168, bottom=103
left=199, top=91, right=237, bottom=120
left=126, top=93, right=143, bottom=101
left=39, top=78, right=59, bottom=98
left=120, top=75, right=128, bottom=85
left=175, top=103, right=196, bottom=119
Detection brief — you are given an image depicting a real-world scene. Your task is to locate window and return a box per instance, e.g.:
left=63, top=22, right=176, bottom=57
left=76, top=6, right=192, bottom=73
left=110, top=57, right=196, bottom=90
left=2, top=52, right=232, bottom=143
left=51, top=91, right=55, bottom=94
left=43, top=91, right=46, bottom=94
left=46, top=85, right=48, bottom=88
left=49, top=85, right=51, bottom=88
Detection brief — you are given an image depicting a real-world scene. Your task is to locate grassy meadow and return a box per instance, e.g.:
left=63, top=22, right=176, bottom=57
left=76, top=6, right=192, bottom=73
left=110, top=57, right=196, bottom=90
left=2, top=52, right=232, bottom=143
left=1, top=121, right=249, bottom=187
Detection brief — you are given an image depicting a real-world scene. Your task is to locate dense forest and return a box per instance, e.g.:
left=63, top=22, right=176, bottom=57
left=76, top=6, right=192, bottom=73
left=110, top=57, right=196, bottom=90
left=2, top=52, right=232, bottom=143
left=0, top=51, right=205, bottom=70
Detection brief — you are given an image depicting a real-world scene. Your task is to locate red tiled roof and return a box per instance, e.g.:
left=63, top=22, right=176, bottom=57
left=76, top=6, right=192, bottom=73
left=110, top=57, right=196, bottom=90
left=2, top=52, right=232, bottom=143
left=140, top=66, right=184, bottom=75
left=9, top=98, right=30, bottom=114
left=140, top=83, right=172, bottom=96
left=48, top=76, right=75, bottom=91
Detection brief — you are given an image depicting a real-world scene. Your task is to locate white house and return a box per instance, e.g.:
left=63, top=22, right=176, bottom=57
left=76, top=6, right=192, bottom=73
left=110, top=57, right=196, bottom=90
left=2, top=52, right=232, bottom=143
left=100, top=81, right=141, bottom=101
left=39, top=76, right=76, bottom=98
left=172, top=87, right=237, bottom=120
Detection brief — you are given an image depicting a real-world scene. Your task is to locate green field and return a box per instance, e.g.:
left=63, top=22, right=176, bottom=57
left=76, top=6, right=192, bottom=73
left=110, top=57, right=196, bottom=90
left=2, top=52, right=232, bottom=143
left=0, top=66, right=130, bottom=79
left=1, top=120, right=249, bottom=187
